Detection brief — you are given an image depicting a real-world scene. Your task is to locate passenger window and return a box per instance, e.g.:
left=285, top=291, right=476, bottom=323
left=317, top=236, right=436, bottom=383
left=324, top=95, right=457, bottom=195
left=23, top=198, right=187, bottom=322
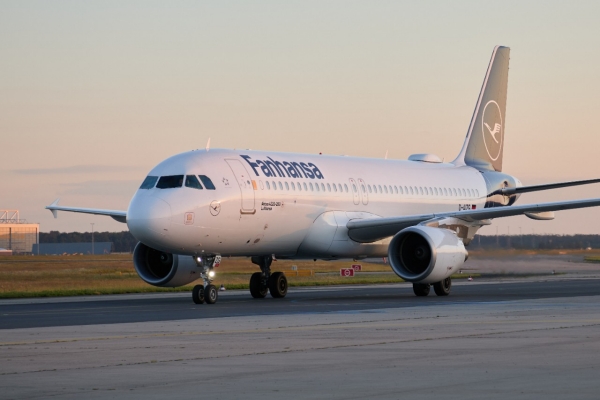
left=273, top=181, right=277, bottom=190
left=394, top=186, right=398, bottom=194
left=259, top=180, right=264, bottom=190
left=476, top=189, right=479, bottom=197
left=399, top=186, right=403, bottom=195
left=185, top=175, right=204, bottom=189
left=266, top=181, right=271, bottom=190
left=339, top=184, right=343, bottom=192
left=361, top=184, right=366, bottom=192
left=384, top=186, right=388, bottom=194
left=304, top=182, right=308, bottom=191
left=352, top=184, right=358, bottom=192
left=140, top=176, right=158, bottom=189
left=321, top=183, right=325, bottom=191
left=285, top=182, right=289, bottom=190
left=278, top=182, right=283, bottom=190
left=333, top=184, right=337, bottom=192
left=443, top=188, right=447, bottom=196
left=344, top=184, right=349, bottom=192
left=310, top=182, right=314, bottom=191
left=327, top=183, right=331, bottom=191
left=156, top=175, right=184, bottom=189
left=378, top=185, right=382, bottom=193
left=291, top=182, right=295, bottom=191
left=198, top=175, right=216, bottom=190
left=315, top=183, right=320, bottom=192
left=374, top=186, right=377, bottom=194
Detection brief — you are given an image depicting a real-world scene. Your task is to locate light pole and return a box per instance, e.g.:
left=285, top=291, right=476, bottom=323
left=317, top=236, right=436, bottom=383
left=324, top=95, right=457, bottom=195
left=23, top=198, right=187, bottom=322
left=91, top=223, right=95, bottom=255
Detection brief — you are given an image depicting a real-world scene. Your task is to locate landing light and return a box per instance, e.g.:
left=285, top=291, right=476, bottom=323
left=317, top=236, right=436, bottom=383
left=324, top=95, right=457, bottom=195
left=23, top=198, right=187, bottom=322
left=195, top=256, right=202, bottom=264
left=208, top=270, right=215, bottom=278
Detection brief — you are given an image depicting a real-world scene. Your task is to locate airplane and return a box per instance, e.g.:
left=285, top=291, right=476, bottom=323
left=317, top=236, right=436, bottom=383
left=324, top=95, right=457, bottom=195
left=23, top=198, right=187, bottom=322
left=47, top=46, right=600, bottom=305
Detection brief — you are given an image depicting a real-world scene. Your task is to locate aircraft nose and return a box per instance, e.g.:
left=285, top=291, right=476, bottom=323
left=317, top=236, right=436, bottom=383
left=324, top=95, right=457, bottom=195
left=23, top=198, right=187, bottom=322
left=127, top=194, right=172, bottom=246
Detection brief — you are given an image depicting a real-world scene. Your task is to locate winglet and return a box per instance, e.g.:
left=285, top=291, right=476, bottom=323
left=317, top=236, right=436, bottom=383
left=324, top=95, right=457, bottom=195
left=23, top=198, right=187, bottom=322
left=206, top=137, right=211, bottom=152
left=47, top=198, right=60, bottom=218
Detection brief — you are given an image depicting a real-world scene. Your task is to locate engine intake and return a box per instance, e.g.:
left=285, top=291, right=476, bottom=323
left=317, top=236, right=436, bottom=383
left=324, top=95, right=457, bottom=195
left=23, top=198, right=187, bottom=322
left=133, top=242, right=199, bottom=287
left=388, top=226, right=467, bottom=284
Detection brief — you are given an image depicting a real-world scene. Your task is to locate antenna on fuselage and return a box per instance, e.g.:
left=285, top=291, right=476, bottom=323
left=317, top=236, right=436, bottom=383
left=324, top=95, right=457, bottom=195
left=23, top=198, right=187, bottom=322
left=206, top=138, right=211, bottom=152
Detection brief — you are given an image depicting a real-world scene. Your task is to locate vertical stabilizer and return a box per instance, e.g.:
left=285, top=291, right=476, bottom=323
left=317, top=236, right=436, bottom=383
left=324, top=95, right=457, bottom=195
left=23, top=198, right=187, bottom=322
left=453, top=46, right=510, bottom=171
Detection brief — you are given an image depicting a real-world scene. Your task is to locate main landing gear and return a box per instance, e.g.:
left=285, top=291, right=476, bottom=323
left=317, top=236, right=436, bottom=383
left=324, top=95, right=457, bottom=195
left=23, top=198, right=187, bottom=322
left=249, top=255, right=288, bottom=299
left=412, top=277, right=452, bottom=297
left=192, top=254, right=221, bottom=305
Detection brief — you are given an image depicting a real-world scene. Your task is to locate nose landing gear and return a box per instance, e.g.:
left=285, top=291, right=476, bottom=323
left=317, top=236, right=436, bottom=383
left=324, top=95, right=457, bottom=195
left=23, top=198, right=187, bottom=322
left=249, top=255, right=288, bottom=299
left=192, top=254, right=221, bottom=304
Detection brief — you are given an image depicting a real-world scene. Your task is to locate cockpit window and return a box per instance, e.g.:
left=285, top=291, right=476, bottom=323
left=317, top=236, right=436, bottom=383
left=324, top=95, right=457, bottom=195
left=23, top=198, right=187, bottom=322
left=140, top=176, right=158, bottom=189
left=156, top=175, right=184, bottom=189
left=185, top=175, right=203, bottom=189
left=199, top=175, right=216, bottom=190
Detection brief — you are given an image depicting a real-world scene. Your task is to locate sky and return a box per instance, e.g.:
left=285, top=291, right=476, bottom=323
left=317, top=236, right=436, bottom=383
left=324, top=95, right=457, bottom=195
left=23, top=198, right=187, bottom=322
left=1, top=0, right=599, bottom=235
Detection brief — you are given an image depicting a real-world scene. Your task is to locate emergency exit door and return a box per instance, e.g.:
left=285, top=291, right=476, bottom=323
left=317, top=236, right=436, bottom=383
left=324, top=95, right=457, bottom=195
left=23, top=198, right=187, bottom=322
left=225, top=159, right=256, bottom=214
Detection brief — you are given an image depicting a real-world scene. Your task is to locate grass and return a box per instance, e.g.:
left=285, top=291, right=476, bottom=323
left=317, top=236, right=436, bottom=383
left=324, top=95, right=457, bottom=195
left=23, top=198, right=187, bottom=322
left=584, top=256, right=600, bottom=263
left=0, top=255, right=413, bottom=298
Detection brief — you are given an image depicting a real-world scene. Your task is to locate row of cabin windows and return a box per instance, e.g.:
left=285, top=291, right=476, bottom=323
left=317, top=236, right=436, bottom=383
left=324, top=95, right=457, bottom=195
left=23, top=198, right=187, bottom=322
left=139, top=175, right=216, bottom=190
left=262, top=180, right=479, bottom=199
left=140, top=174, right=479, bottom=199
left=264, top=180, right=350, bottom=193
left=361, top=183, right=479, bottom=198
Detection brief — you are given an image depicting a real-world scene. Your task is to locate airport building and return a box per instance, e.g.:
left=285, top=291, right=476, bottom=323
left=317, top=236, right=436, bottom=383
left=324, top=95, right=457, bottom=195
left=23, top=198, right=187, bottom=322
left=0, top=210, right=40, bottom=255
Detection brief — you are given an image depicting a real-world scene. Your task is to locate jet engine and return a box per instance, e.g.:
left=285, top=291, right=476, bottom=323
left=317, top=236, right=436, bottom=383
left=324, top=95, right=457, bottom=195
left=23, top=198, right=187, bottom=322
left=388, top=226, right=467, bottom=284
left=133, top=242, right=199, bottom=287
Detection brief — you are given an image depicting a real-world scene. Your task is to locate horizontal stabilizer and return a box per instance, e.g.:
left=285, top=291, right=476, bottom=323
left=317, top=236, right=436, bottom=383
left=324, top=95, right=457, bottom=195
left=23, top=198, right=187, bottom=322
left=495, top=178, right=600, bottom=196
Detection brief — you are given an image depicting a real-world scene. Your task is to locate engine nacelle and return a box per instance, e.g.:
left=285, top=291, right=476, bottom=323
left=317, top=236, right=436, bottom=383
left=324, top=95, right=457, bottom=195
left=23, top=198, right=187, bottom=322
left=133, top=242, right=200, bottom=287
left=388, top=226, right=467, bottom=284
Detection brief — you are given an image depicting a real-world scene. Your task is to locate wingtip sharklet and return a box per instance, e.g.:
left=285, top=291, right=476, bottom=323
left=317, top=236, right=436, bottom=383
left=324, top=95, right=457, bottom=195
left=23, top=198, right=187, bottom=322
left=47, top=198, right=60, bottom=218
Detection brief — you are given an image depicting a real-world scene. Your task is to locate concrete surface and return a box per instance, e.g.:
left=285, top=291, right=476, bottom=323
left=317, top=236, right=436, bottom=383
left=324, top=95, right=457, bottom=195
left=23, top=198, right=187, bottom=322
left=1, top=278, right=600, bottom=399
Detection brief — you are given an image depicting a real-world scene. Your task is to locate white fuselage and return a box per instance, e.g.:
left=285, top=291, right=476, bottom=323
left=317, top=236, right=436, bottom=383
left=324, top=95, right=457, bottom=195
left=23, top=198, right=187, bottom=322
left=126, top=149, right=489, bottom=259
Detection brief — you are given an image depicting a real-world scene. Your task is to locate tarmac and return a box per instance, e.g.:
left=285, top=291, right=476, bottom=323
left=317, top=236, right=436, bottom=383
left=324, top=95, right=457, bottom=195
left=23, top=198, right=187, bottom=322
left=1, top=277, right=600, bottom=399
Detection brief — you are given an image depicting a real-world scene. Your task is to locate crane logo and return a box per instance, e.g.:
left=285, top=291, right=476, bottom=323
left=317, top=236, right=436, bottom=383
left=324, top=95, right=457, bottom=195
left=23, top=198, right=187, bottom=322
left=481, top=100, right=503, bottom=161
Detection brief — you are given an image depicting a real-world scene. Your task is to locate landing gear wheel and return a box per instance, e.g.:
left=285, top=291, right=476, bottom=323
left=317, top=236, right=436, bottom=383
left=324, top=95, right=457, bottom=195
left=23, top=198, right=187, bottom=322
left=413, top=283, right=430, bottom=297
left=268, top=272, right=288, bottom=298
left=204, top=284, right=218, bottom=304
left=192, top=285, right=205, bottom=304
left=433, top=278, right=452, bottom=296
left=250, top=272, right=268, bottom=298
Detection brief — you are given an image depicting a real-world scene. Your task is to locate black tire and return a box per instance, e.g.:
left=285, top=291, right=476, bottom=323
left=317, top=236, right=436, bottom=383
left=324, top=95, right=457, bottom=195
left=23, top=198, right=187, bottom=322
left=250, top=272, right=268, bottom=298
left=413, top=283, right=430, bottom=297
left=433, top=278, right=452, bottom=296
left=192, top=285, right=205, bottom=304
left=205, top=284, right=218, bottom=304
left=268, top=272, right=288, bottom=298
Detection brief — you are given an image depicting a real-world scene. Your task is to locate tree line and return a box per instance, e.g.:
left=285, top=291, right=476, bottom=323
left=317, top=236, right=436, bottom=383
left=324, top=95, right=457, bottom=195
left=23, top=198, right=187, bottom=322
left=40, top=231, right=600, bottom=253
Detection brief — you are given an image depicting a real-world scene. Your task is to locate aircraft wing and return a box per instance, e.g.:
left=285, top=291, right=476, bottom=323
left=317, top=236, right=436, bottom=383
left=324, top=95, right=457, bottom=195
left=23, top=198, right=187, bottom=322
left=46, top=199, right=127, bottom=223
left=347, top=197, right=600, bottom=243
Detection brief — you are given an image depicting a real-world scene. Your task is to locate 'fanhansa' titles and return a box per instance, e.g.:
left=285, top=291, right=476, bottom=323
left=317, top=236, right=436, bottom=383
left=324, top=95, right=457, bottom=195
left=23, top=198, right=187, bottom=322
left=241, top=155, right=324, bottom=180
